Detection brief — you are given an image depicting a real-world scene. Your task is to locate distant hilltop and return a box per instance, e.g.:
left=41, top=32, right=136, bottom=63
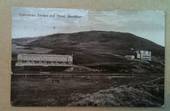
left=12, top=30, right=164, bottom=65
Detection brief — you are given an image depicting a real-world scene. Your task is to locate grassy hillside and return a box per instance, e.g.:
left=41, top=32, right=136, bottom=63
left=12, top=31, right=165, bottom=73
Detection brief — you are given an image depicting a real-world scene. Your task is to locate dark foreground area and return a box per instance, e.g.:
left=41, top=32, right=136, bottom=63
left=11, top=73, right=164, bottom=107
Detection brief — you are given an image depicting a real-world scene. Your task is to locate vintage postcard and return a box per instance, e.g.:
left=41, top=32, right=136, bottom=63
left=11, top=7, right=165, bottom=106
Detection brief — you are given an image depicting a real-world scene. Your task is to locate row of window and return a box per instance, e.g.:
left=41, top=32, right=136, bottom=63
left=19, top=60, right=72, bottom=64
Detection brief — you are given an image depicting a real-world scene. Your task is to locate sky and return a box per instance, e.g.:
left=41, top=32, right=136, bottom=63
left=12, top=7, right=165, bottom=46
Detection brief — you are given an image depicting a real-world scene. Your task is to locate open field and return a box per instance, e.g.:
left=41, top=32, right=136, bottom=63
left=11, top=72, right=164, bottom=106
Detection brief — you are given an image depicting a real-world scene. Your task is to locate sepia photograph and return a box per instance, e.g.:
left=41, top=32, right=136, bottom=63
left=11, top=7, right=165, bottom=106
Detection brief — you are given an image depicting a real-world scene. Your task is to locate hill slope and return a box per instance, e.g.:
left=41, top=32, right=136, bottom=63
left=12, top=31, right=165, bottom=73
left=28, top=31, right=164, bottom=63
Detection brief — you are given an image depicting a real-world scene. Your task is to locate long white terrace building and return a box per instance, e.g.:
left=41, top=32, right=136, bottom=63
left=15, top=54, right=73, bottom=67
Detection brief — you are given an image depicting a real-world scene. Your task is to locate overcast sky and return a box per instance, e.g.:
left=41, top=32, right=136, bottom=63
left=12, top=7, right=165, bottom=46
